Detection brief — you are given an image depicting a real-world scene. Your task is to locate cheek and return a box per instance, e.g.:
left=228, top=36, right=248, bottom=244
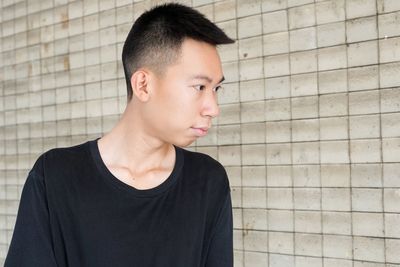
left=168, top=92, right=200, bottom=130
left=166, top=85, right=197, bottom=113
left=149, top=87, right=192, bottom=125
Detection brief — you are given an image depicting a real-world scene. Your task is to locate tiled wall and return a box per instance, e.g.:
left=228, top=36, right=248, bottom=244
left=1, top=0, right=400, bottom=266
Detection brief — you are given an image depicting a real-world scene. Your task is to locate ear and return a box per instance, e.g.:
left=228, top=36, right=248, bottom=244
left=130, top=70, right=151, bottom=102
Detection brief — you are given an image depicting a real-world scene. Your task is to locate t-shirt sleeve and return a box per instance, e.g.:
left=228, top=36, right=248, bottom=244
left=205, top=189, right=234, bottom=267
left=4, top=170, right=58, bottom=267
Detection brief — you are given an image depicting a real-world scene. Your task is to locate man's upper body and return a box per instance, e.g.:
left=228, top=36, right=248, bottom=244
left=5, top=3, right=235, bottom=266
left=4, top=137, right=232, bottom=267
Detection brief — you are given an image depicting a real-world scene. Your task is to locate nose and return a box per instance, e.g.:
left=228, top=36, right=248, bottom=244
left=201, top=89, right=220, bottom=118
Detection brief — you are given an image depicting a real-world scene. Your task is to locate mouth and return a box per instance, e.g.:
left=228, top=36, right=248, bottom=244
left=191, top=127, right=209, bottom=137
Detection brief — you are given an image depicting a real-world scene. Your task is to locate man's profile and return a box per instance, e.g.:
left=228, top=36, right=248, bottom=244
left=5, top=3, right=235, bottom=267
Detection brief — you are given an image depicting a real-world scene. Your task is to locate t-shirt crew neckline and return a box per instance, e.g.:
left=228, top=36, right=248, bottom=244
left=88, top=137, right=184, bottom=198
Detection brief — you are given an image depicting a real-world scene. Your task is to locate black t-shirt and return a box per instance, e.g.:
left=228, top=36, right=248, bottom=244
left=5, top=137, right=233, bottom=267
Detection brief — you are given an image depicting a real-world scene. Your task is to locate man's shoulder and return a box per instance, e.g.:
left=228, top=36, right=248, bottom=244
left=182, top=148, right=225, bottom=172
left=31, top=139, right=92, bottom=178
left=181, top=148, right=229, bottom=188
left=45, top=139, right=89, bottom=159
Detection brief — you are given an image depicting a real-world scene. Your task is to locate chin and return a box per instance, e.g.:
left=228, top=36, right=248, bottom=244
left=174, top=138, right=196, bottom=148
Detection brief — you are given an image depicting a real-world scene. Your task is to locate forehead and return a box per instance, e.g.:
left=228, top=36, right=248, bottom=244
left=174, top=38, right=223, bottom=81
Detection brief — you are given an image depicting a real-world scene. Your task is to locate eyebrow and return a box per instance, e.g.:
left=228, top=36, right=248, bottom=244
left=190, top=75, right=225, bottom=84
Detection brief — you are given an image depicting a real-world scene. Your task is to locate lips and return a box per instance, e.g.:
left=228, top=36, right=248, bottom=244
left=191, top=127, right=209, bottom=136
left=194, top=127, right=209, bottom=132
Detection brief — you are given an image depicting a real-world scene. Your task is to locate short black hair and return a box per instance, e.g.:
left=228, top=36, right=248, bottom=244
left=122, top=2, right=235, bottom=102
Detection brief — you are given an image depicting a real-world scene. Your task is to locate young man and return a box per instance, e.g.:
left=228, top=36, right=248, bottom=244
left=5, top=3, right=235, bottom=267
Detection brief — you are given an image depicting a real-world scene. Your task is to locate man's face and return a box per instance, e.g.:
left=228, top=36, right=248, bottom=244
left=143, top=38, right=224, bottom=147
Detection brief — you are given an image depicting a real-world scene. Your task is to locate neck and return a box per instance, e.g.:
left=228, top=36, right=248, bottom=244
left=97, top=102, right=174, bottom=175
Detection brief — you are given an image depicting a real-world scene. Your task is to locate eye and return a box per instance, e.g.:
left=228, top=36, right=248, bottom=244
left=214, top=85, right=223, bottom=92
left=193, top=85, right=206, bottom=91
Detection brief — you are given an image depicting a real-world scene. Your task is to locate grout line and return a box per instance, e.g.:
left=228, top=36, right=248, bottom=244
left=375, top=0, right=387, bottom=263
